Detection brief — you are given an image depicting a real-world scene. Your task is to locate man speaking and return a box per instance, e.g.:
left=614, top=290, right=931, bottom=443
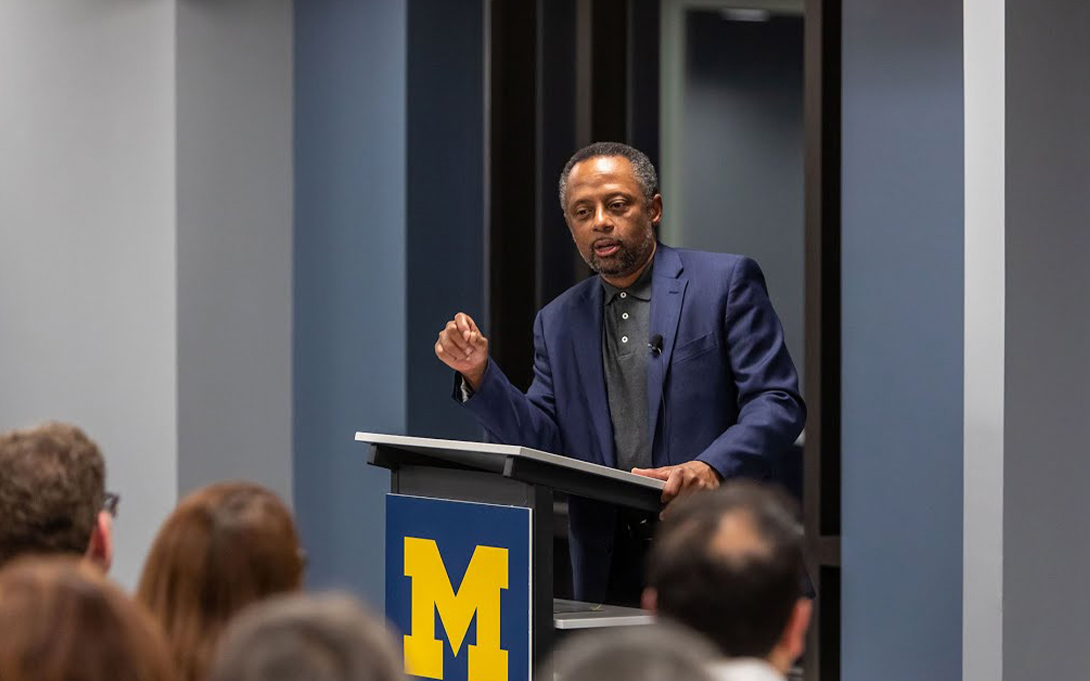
left=435, top=142, right=805, bottom=605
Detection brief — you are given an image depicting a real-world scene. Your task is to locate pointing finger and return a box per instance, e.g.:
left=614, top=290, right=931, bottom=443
left=443, top=321, right=471, bottom=354
left=455, top=313, right=472, bottom=338
left=461, top=313, right=481, bottom=335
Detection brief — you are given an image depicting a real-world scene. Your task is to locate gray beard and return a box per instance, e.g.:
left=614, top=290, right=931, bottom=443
left=586, top=229, right=656, bottom=277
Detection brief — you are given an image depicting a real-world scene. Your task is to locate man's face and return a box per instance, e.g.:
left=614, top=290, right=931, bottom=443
left=563, top=156, right=662, bottom=281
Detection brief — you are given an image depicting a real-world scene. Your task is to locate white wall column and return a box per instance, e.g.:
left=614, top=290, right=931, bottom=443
left=963, top=1, right=1005, bottom=680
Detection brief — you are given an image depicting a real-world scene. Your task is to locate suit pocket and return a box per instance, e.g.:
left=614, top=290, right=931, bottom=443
left=672, top=331, right=719, bottom=364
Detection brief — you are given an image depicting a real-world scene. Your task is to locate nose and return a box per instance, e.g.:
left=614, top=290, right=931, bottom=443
left=592, top=204, right=613, bottom=231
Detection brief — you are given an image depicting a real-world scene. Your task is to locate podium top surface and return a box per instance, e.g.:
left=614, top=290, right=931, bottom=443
left=354, top=432, right=664, bottom=492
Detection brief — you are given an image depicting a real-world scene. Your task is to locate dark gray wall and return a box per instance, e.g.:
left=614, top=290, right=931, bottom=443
left=294, top=0, right=406, bottom=603
left=1004, top=0, right=1090, bottom=677
left=678, top=12, right=805, bottom=388
left=405, top=0, right=486, bottom=441
left=177, top=0, right=293, bottom=501
left=840, top=1, right=964, bottom=679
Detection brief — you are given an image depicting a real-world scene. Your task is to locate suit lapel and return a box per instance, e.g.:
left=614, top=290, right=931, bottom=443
left=647, top=245, right=687, bottom=463
left=570, top=282, right=616, bottom=467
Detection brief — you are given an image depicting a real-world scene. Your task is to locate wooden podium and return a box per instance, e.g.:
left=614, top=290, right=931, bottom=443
left=357, top=432, right=661, bottom=680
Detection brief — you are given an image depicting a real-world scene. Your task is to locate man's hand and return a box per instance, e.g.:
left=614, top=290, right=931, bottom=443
left=632, top=460, right=721, bottom=505
left=435, top=312, right=490, bottom=389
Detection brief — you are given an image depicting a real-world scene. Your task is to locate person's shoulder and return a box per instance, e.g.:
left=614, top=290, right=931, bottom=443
left=667, top=245, right=755, bottom=276
left=538, top=275, right=598, bottom=319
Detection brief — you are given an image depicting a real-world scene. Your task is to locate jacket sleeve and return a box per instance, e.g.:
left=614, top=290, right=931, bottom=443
left=454, top=312, right=563, bottom=453
left=695, top=257, right=806, bottom=479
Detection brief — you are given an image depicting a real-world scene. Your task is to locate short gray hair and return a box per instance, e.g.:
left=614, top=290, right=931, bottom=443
left=541, top=622, right=718, bottom=681
left=209, top=593, right=403, bottom=681
left=558, top=142, right=659, bottom=210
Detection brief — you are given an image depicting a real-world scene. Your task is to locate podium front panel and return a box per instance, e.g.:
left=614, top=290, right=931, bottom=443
left=386, top=494, right=533, bottom=681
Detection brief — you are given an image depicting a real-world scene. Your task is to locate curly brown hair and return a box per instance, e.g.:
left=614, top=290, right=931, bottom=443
left=137, top=482, right=303, bottom=681
left=0, top=422, right=106, bottom=567
left=0, top=556, right=176, bottom=681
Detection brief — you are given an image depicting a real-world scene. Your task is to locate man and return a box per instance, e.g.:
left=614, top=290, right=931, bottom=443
left=643, top=482, right=811, bottom=681
left=436, top=142, right=804, bottom=603
left=542, top=622, right=718, bottom=681
left=210, top=593, right=403, bottom=681
left=0, top=421, right=113, bottom=570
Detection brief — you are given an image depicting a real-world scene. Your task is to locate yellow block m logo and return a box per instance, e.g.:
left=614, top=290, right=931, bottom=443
left=403, top=537, right=509, bottom=681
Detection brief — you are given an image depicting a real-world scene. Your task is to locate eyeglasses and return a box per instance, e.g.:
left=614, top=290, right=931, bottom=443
left=103, top=491, right=120, bottom=518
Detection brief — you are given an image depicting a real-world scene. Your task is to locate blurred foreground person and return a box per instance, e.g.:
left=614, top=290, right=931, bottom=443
left=0, top=556, right=174, bottom=681
left=644, top=482, right=810, bottom=681
left=137, top=482, right=304, bottom=681
left=210, top=592, right=404, bottom=681
left=0, top=422, right=115, bottom=570
left=542, top=622, right=718, bottom=681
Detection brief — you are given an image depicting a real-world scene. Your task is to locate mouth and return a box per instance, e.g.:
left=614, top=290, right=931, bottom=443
left=593, top=239, right=621, bottom=257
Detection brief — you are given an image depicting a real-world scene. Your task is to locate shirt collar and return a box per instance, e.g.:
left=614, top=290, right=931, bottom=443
left=707, top=658, right=784, bottom=681
left=601, top=259, right=655, bottom=304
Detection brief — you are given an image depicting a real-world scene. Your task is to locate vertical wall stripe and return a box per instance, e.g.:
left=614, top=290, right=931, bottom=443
left=841, top=1, right=964, bottom=678
left=962, top=1, right=1004, bottom=680
left=176, top=0, right=294, bottom=502
left=294, top=0, right=407, bottom=604
left=405, top=0, right=486, bottom=441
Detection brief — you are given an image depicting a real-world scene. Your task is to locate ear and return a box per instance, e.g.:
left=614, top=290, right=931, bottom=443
left=648, top=194, right=663, bottom=226
left=641, top=587, right=658, bottom=613
left=84, top=510, right=113, bottom=573
left=784, top=598, right=813, bottom=661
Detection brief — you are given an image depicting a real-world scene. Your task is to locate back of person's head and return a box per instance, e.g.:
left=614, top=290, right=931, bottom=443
left=0, top=421, right=112, bottom=569
left=209, top=593, right=403, bottom=681
left=542, top=622, right=717, bottom=681
left=645, top=482, right=809, bottom=669
left=0, top=556, right=174, bottom=681
left=136, top=481, right=303, bottom=681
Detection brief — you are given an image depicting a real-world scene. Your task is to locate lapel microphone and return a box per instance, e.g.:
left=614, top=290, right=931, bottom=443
left=648, top=333, right=668, bottom=466
left=649, top=334, right=664, bottom=357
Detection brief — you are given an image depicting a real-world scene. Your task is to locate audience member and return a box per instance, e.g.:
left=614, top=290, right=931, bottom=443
left=0, top=556, right=174, bottom=681
left=0, top=421, right=113, bottom=570
left=644, top=482, right=811, bottom=681
left=137, top=481, right=304, bottom=681
left=542, top=622, right=718, bottom=681
left=210, top=592, right=403, bottom=681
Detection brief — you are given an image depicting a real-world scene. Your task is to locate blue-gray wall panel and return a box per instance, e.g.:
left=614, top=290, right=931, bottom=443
left=294, top=0, right=406, bottom=604
left=841, top=1, right=964, bottom=679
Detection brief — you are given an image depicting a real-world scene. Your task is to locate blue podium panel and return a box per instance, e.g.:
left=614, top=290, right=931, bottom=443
left=386, top=494, right=532, bottom=681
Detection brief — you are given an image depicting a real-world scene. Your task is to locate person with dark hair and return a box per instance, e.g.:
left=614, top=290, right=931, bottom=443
left=0, top=556, right=175, bottom=681
left=644, top=482, right=811, bottom=681
left=209, top=593, right=404, bottom=681
left=541, top=622, right=718, bottom=681
left=136, top=481, right=304, bottom=681
left=436, top=141, right=805, bottom=604
left=0, top=421, right=114, bottom=570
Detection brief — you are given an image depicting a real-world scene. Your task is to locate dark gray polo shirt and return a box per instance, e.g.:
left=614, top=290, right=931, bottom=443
left=600, top=262, right=654, bottom=472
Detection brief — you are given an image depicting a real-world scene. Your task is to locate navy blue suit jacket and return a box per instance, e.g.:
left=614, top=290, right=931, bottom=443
left=461, top=244, right=805, bottom=601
